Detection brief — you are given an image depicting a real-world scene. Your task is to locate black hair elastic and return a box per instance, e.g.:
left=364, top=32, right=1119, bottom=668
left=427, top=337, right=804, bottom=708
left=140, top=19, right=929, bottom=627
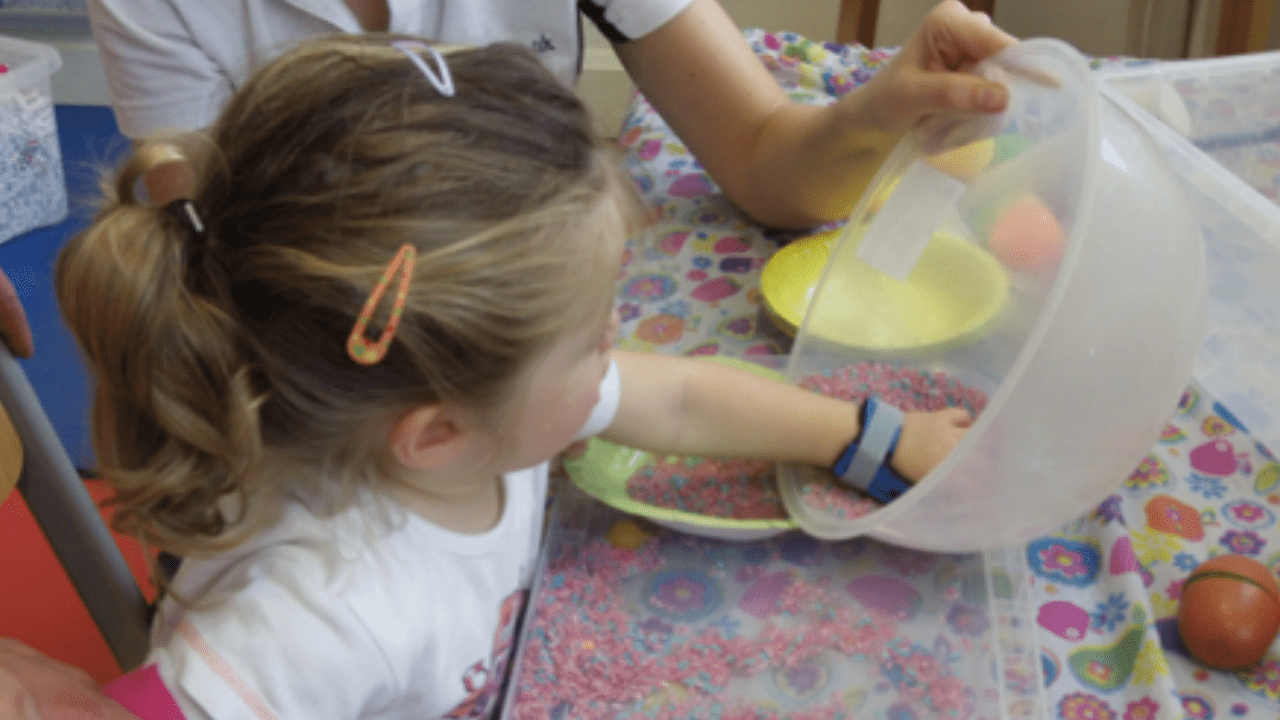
left=162, top=198, right=214, bottom=290
left=162, top=198, right=205, bottom=236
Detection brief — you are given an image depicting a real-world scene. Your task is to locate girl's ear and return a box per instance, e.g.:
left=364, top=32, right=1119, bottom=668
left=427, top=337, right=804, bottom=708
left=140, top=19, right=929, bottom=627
left=389, top=404, right=473, bottom=470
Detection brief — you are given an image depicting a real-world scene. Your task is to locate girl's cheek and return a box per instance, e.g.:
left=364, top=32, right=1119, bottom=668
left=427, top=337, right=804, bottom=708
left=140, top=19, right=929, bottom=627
left=600, top=308, right=621, bottom=352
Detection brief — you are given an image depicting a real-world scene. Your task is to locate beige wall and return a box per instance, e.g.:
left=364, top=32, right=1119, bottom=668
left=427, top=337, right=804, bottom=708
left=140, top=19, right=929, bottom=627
left=876, top=0, right=1194, bottom=58
left=578, top=25, right=634, bottom=137
left=995, top=0, right=1193, bottom=58
left=873, top=0, right=938, bottom=47
left=995, top=1, right=1136, bottom=55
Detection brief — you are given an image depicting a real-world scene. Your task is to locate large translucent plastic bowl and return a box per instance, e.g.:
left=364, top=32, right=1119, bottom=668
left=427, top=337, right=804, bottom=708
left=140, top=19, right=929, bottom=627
left=777, top=39, right=1206, bottom=551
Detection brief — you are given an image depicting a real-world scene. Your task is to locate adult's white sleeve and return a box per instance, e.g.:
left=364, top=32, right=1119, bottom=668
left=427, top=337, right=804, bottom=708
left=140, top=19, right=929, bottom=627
left=578, top=0, right=694, bottom=43
left=87, top=0, right=231, bottom=137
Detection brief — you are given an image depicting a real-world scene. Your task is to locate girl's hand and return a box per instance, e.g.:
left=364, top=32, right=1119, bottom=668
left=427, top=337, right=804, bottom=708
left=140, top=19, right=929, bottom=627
left=890, top=407, right=975, bottom=481
left=853, top=0, right=1017, bottom=137
left=0, top=267, right=33, bottom=359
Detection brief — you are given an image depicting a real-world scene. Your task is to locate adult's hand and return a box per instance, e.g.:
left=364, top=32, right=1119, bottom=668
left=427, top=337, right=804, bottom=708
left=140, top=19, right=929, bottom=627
left=0, top=267, right=34, bottom=358
left=855, top=0, right=1018, bottom=137
left=0, top=638, right=139, bottom=719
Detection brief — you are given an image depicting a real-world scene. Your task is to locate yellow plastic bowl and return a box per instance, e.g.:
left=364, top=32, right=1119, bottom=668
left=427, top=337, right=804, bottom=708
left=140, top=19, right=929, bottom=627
left=761, top=229, right=1008, bottom=353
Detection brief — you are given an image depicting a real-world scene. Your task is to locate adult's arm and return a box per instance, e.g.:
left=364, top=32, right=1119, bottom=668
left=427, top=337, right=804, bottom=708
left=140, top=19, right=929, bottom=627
left=614, top=0, right=1016, bottom=228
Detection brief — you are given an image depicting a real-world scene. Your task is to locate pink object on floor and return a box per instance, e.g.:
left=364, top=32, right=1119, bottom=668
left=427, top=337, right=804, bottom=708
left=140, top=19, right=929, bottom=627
left=104, top=664, right=187, bottom=720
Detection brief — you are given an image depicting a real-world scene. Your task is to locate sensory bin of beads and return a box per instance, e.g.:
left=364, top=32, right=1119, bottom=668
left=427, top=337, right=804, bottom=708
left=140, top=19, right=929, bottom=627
left=501, top=485, right=1046, bottom=720
left=779, top=39, right=1206, bottom=550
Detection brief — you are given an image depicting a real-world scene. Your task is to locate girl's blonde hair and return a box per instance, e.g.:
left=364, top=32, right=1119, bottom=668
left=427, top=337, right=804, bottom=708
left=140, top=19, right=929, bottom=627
left=56, top=36, right=639, bottom=556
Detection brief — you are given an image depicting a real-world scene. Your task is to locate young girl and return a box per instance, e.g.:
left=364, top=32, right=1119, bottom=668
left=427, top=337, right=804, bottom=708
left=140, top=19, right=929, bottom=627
left=57, top=37, right=972, bottom=720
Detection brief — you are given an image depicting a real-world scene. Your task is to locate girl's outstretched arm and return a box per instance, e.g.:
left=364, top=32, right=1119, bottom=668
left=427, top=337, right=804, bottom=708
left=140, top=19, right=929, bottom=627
left=603, top=350, right=971, bottom=482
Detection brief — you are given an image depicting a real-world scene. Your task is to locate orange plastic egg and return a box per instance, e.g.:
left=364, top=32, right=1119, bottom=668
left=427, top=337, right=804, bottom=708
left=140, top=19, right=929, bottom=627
left=987, top=194, right=1066, bottom=274
left=1178, top=554, right=1280, bottom=669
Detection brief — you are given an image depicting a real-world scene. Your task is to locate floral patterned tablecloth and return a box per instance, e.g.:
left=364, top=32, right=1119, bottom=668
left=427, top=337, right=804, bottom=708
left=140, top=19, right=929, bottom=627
left=597, top=30, right=1280, bottom=720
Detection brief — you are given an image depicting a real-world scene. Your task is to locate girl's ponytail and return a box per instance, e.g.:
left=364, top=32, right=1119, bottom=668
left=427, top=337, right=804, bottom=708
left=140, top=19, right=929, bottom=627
left=56, top=142, right=268, bottom=553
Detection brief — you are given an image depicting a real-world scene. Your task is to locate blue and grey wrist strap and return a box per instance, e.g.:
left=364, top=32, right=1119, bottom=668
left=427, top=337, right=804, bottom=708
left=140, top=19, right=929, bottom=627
left=831, top=397, right=912, bottom=504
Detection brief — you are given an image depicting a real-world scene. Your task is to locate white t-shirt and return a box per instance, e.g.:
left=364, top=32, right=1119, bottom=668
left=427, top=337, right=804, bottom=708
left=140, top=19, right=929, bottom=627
left=86, top=0, right=693, bottom=138
left=140, top=361, right=621, bottom=720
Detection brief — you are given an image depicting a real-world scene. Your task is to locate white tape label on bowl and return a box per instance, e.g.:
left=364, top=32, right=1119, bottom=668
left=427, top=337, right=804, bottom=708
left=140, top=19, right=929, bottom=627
left=855, top=159, right=967, bottom=282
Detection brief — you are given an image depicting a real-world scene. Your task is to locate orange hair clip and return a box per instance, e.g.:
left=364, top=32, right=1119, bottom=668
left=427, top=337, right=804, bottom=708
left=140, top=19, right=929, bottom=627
left=347, top=244, right=416, bottom=365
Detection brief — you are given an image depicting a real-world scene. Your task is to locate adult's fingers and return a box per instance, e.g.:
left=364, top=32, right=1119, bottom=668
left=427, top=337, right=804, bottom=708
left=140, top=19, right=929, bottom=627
left=0, top=268, right=34, bottom=359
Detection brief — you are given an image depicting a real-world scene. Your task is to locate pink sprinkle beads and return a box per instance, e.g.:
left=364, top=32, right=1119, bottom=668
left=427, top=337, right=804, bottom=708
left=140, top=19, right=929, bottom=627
left=511, top=528, right=980, bottom=720
left=626, top=457, right=784, bottom=519
left=797, top=362, right=987, bottom=415
left=798, top=482, right=880, bottom=519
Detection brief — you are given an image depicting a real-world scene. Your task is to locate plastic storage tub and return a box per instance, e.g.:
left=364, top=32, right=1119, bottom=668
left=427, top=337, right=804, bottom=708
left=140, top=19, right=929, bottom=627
left=1099, top=53, right=1280, bottom=461
left=777, top=39, right=1207, bottom=551
left=0, top=34, right=65, bottom=244
left=502, top=45, right=1280, bottom=720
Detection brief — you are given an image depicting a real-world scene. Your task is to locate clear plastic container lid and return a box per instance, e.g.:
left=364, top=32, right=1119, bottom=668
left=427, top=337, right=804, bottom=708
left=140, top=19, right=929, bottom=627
left=778, top=39, right=1206, bottom=551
